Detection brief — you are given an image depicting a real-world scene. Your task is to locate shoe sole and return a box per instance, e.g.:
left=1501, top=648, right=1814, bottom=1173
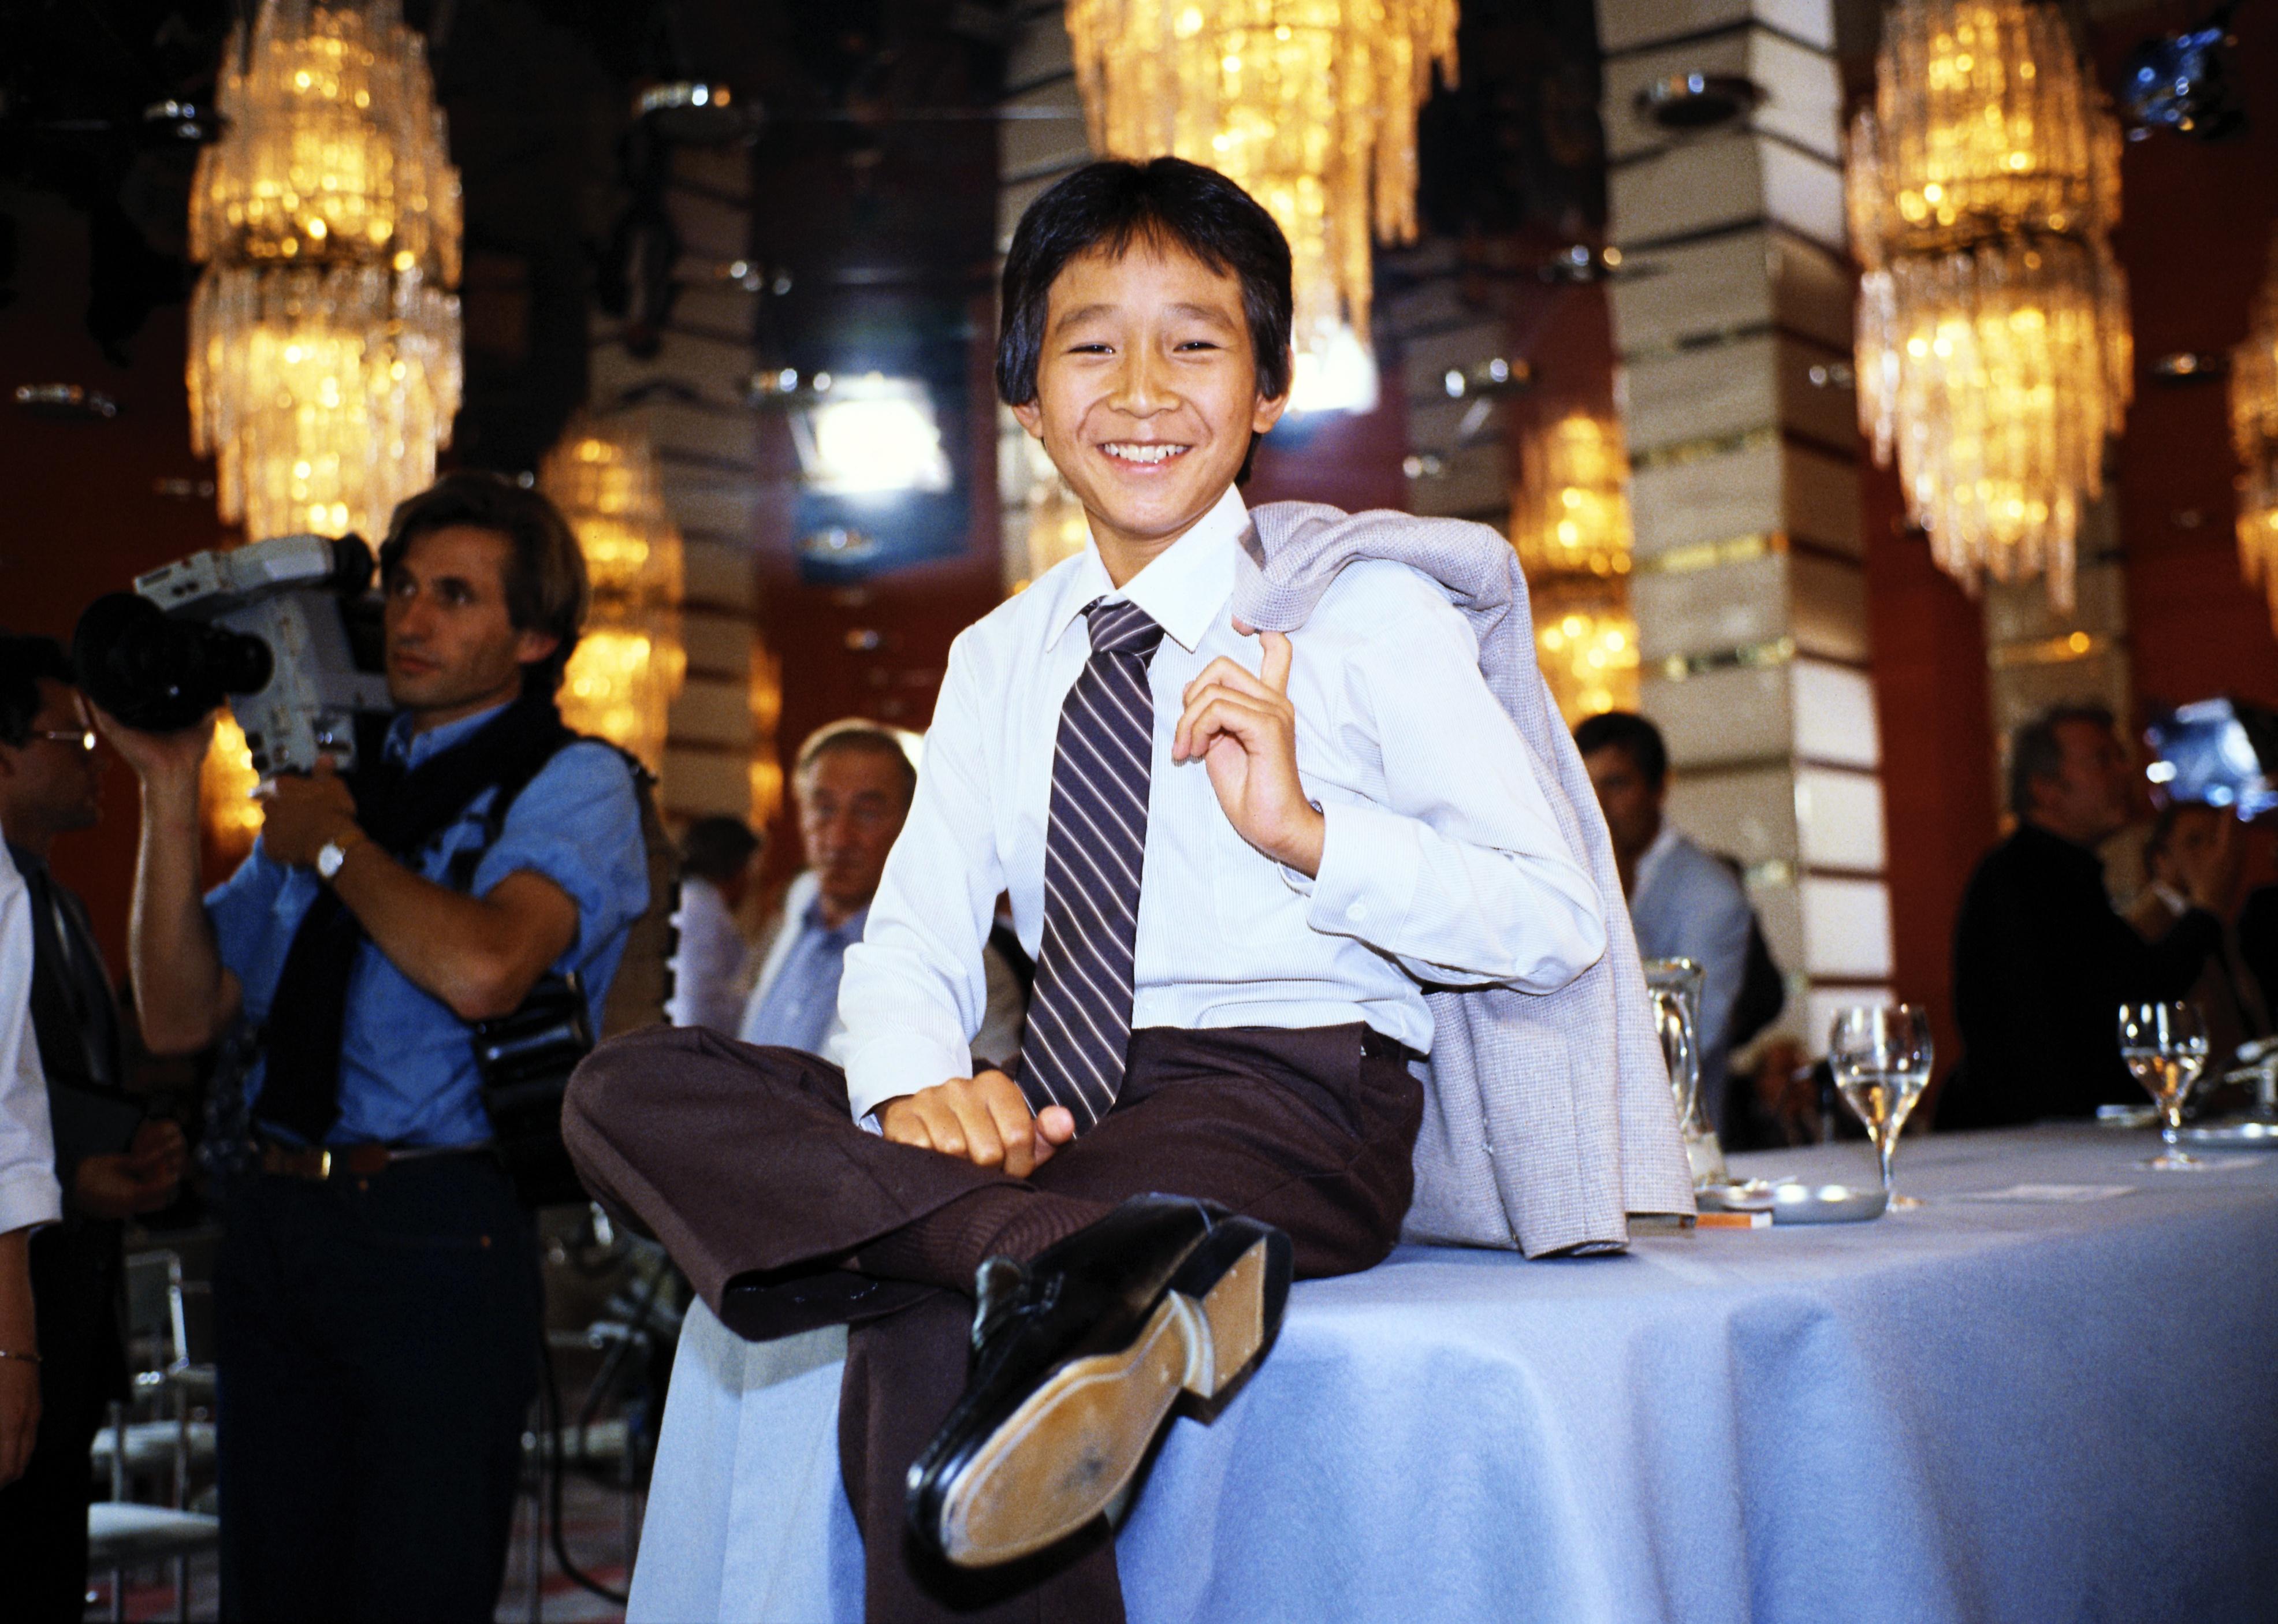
left=932, top=1232, right=1274, bottom=1567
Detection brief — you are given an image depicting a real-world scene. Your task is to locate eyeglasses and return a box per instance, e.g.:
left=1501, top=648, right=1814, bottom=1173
left=31, top=728, right=98, bottom=754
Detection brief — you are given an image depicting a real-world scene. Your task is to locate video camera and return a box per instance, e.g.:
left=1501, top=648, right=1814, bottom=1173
left=73, top=534, right=392, bottom=779
left=2145, top=698, right=2278, bottom=821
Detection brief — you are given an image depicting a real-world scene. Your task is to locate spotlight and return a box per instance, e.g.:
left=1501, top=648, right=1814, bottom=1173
left=1634, top=73, right=1765, bottom=136
left=792, top=374, right=953, bottom=498
left=1287, top=326, right=1381, bottom=416
left=635, top=80, right=754, bottom=145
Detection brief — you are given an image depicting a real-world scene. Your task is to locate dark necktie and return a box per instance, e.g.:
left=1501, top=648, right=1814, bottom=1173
left=1017, top=598, right=1166, bottom=1130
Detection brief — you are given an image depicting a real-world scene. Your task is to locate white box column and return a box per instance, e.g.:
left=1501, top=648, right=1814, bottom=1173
left=1599, top=0, right=1893, bottom=1047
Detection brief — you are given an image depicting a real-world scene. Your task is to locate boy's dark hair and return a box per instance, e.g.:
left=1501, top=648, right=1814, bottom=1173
left=378, top=472, right=590, bottom=695
left=680, top=815, right=760, bottom=885
left=1574, top=710, right=1669, bottom=791
left=0, top=634, right=75, bottom=747
left=997, top=157, right=1294, bottom=422
left=2007, top=702, right=2115, bottom=820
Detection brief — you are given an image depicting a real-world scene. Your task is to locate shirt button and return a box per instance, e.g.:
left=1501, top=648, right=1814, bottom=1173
left=1347, top=902, right=1368, bottom=923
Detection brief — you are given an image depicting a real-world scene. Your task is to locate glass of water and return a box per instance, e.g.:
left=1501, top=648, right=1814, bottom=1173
left=1829, top=1004, right=1934, bottom=1209
left=2117, top=1001, right=2210, bottom=1171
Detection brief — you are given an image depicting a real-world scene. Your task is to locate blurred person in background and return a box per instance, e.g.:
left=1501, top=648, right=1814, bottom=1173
left=1, top=835, right=65, bottom=1514
left=668, top=814, right=761, bottom=1034
left=2126, top=800, right=2264, bottom=1063
left=0, top=635, right=184, bottom=1621
left=1577, top=711, right=1754, bottom=1131
left=741, top=720, right=1026, bottom=1067
left=1940, top=703, right=2235, bottom=1129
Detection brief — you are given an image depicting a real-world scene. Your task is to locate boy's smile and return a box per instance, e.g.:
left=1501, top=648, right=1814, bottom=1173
left=1012, top=241, right=1289, bottom=586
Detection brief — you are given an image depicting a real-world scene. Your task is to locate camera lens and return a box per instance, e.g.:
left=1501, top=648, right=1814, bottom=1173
left=73, top=592, right=275, bottom=733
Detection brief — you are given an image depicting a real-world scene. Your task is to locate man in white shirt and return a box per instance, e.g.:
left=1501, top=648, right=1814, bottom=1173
left=0, top=830, right=65, bottom=1493
left=565, top=158, right=1605, bottom=1622
left=665, top=815, right=760, bottom=1034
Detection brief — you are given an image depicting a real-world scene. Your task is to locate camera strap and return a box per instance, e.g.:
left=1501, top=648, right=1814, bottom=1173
left=256, top=692, right=573, bottom=1145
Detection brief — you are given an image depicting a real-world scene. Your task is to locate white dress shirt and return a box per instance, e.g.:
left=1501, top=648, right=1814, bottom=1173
left=836, top=485, right=1608, bottom=1123
left=0, top=831, right=62, bottom=1235
left=666, top=875, right=754, bottom=1034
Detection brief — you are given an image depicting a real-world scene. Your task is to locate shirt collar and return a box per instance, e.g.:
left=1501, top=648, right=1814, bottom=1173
left=1633, top=821, right=1683, bottom=899
left=800, top=888, right=869, bottom=942
left=386, top=700, right=512, bottom=771
left=1043, top=484, right=1247, bottom=657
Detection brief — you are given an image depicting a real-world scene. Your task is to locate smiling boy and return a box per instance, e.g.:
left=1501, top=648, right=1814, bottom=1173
left=565, top=158, right=1610, bottom=1622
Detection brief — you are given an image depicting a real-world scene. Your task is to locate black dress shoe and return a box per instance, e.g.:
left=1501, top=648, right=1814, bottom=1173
left=904, top=1193, right=1293, bottom=1569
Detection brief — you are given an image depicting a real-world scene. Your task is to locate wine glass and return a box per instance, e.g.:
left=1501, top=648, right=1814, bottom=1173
left=2118, top=1002, right=2211, bottom=1171
left=1829, top=1004, right=1934, bottom=1210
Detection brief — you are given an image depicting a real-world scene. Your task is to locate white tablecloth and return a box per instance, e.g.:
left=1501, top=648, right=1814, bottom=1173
left=628, top=1126, right=2278, bottom=1623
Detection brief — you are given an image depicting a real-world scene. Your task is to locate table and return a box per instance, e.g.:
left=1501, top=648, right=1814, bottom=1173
left=628, top=1126, right=2278, bottom=1623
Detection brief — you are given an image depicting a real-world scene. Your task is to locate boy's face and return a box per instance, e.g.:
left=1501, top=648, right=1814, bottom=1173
left=1013, top=240, right=1289, bottom=566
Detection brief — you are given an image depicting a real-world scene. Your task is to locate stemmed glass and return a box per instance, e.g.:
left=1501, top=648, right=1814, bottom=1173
left=1829, top=1004, right=1933, bottom=1210
left=2118, top=1002, right=2211, bottom=1171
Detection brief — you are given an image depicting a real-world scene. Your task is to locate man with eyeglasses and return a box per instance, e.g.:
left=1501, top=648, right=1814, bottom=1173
left=0, top=632, right=185, bottom=1622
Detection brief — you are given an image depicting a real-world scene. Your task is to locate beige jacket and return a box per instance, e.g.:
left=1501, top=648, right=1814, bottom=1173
left=1234, top=502, right=1695, bottom=1257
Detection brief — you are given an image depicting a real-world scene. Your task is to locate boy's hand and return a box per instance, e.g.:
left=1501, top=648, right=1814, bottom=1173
left=880, top=1071, right=1076, bottom=1178
left=1173, top=627, right=1325, bottom=878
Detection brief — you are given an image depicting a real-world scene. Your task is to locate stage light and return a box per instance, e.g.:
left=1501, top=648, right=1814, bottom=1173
left=796, top=375, right=953, bottom=498
left=1287, top=323, right=1380, bottom=416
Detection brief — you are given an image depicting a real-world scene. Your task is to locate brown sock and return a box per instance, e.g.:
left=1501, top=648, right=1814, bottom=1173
left=854, top=1187, right=1110, bottom=1293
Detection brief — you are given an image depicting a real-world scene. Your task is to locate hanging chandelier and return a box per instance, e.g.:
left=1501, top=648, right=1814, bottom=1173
left=188, top=0, right=462, bottom=545
left=1847, top=0, right=2131, bottom=612
left=2234, top=227, right=2278, bottom=632
left=1063, top=1, right=1457, bottom=412
left=539, top=415, right=687, bottom=770
left=1514, top=412, right=1638, bottom=725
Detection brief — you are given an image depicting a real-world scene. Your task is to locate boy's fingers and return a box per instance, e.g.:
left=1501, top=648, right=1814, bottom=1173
left=1035, top=1105, right=1077, bottom=1145
left=1259, top=630, right=1293, bottom=692
left=949, top=1090, right=1004, bottom=1168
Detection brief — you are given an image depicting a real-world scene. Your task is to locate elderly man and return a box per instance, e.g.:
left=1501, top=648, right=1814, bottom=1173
left=741, top=720, right=1025, bottom=1067
left=1940, top=703, right=2234, bottom=1129
left=1577, top=711, right=1755, bottom=1131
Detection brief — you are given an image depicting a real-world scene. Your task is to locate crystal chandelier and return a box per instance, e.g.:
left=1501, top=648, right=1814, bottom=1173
left=1847, top=0, right=2131, bottom=612
left=1063, top=1, right=1456, bottom=409
left=539, top=416, right=687, bottom=769
left=1514, top=412, right=1638, bottom=724
left=188, top=0, right=462, bottom=545
left=2234, top=228, right=2278, bottom=631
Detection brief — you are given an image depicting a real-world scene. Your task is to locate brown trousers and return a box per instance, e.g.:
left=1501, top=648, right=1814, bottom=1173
left=564, top=1021, right=1424, bottom=1623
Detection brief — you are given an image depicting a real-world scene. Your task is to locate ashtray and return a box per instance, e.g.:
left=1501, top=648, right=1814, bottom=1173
left=1696, top=1179, right=1778, bottom=1214
left=1769, top=1182, right=1888, bottom=1224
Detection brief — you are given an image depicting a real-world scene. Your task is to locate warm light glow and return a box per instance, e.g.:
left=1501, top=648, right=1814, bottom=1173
left=188, top=0, right=460, bottom=544
left=1064, top=1, right=1456, bottom=407
left=541, top=416, right=686, bottom=768
left=801, top=375, right=952, bottom=497
left=203, top=712, right=266, bottom=865
left=1532, top=584, right=1640, bottom=727
left=1514, top=412, right=1638, bottom=724
left=2234, top=228, right=2278, bottom=631
left=1513, top=414, right=1634, bottom=580
left=1847, top=0, right=2129, bottom=612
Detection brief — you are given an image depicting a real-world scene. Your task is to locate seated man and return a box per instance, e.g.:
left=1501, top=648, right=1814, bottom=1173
left=1577, top=711, right=1754, bottom=1130
left=1940, top=703, right=2231, bottom=1128
left=740, top=720, right=1026, bottom=1067
left=565, top=159, right=1615, bottom=1622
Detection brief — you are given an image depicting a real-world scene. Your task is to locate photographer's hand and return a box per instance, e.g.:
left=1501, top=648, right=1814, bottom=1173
left=260, top=759, right=364, bottom=870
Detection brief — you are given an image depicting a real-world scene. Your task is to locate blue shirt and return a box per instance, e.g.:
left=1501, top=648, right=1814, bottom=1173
left=738, top=895, right=868, bottom=1055
left=206, top=703, right=650, bottom=1147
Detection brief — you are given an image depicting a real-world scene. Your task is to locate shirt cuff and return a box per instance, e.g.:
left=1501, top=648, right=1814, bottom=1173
left=0, top=1163, right=62, bottom=1235
left=1306, top=800, right=1421, bottom=941
left=843, top=1029, right=972, bottom=1126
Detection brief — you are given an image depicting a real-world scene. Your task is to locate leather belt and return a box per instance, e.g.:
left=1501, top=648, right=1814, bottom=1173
left=257, top=1140, right=489, bottom=1182
left=1360, top=1027, right=1424, bottom=1066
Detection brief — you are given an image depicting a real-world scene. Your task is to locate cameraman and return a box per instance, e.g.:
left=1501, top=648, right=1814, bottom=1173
left=100, top=474, right=649, bottom=1621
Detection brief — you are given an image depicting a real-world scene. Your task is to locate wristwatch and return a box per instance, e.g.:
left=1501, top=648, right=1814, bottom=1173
left=315, top=835, right=360, bottom=882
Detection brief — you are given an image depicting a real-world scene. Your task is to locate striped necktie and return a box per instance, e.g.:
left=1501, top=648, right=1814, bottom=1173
left=1018, top=597, right=1166, bottom=1129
